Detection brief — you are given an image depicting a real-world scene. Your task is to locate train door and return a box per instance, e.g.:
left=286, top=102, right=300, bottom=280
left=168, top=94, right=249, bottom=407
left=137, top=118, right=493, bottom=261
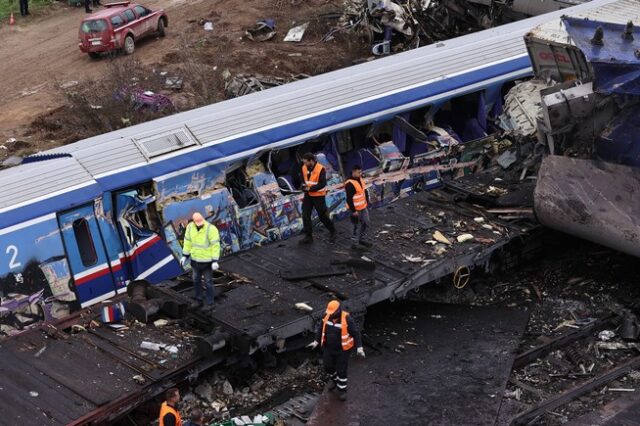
left=58, top=204, right=118, bottom=307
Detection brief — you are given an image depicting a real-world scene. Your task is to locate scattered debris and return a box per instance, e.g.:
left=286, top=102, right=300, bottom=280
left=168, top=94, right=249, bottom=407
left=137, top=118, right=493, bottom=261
left=59, top=80, right=79, bottom=89
left=295, top=302, right=313, bottom=312
left=456, top=233, right=474, bottom=243
left=164, top=77, right=183, bottom=90
left=222, top=379, right=234, bottom=396
left=225, top=74, right=309, bottom=98
left=140, top=341, right=163, bottom=351
left=245, top=20, right=276, bottom=42
left=153, top=319, right=169, bottom=327
left=132, top=374, right=145, bottom=384
left=402, top=254, right=425, bottom=263
left=203, top=21, right=214, bottom=31
left=599, top=330, right=616, bottom=341
left=497, top=150, right=517, bottom=169
left=34, top=345, right=47, bottom=358
left=284, top=22, right=309, bottom=42
left=433, top=230, right=452, bottom=245
left=595, top=342, right=640, bottom=351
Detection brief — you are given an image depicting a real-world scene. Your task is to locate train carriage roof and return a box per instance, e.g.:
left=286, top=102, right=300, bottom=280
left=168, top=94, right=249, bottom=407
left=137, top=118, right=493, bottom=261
left=2, top=0, right=638, bottom=229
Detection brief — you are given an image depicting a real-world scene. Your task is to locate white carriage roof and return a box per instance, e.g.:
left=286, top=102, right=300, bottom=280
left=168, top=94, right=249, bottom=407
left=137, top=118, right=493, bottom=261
left=0, top=156, right=95, bottom=211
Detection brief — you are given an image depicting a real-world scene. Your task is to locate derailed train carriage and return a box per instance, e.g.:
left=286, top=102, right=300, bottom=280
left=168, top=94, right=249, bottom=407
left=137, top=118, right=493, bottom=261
left=0, top=0, right=629, bottom=337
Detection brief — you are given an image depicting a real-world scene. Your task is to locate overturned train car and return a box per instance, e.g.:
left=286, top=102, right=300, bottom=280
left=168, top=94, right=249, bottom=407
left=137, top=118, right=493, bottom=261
left=517, top=1, right=640, bottom=256
left=0, top=0, right=626, bottom=337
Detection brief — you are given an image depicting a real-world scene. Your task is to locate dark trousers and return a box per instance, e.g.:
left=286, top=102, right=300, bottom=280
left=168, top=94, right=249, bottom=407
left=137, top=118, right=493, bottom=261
left=350, top=208, right=370, bottom=243
left=323, top=350, right=349, bottom=392
left=19, top=0, right=29, bottom=16
left=302, top=195, right=335, bottom=237
left=191, top=261, right=214, bottom=305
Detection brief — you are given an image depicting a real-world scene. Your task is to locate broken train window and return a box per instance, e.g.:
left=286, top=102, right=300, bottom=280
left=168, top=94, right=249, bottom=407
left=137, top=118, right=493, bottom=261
left=116, top=184, right=162, bottom=246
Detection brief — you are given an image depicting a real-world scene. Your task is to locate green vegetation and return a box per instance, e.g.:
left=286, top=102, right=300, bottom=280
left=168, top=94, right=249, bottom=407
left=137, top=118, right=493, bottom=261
left=0, top=0, right=56, bottom=21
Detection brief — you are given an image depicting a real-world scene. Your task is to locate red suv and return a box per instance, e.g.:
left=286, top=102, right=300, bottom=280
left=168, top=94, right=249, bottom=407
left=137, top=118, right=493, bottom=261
left=78, top=1, right=168, bottom=58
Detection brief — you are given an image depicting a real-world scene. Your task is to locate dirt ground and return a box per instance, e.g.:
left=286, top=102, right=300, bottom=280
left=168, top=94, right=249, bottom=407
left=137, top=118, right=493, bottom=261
left=0, top=0, right=367, bottom=156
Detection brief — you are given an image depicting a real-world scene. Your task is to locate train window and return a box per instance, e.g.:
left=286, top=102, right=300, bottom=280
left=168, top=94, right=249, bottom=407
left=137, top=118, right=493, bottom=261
left=73, top=218, right=98, bottom=267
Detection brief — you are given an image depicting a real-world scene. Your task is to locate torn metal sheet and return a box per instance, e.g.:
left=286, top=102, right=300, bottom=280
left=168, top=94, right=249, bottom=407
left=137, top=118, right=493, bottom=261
left=500, top=80, right=551, bottom=136
left=563, top=17, right=640, bottom=95
left=534, top=155, right=640, bottom=257
left=284, top=22, right=309, bottom=42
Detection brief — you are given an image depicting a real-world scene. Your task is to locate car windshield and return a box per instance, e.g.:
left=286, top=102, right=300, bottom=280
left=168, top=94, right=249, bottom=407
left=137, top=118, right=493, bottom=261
left=81, top=19, right=108, bottom=33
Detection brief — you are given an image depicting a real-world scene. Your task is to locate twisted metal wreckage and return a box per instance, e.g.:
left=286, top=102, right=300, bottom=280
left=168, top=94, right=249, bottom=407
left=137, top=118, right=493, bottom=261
left=2, top=0, right=640, bottom=423
left=338, top=0, right=588, bottom=55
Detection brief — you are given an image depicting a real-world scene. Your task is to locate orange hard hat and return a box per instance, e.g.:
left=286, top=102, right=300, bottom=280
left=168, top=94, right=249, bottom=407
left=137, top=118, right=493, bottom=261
left=325, top=300, right=340, bottom=315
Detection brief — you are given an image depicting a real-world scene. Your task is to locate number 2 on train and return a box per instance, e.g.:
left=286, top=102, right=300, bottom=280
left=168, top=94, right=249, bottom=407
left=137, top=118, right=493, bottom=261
left=5, top=245, right=21, bottom=270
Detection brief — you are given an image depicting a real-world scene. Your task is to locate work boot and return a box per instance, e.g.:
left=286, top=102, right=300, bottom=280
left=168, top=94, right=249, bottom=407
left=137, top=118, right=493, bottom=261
left=338, top=391, right=347, bottom=401
left=359, top=240, right=373, bottom=248
left=85, top=8, right=92, bottom=13
left=329, top=230, right=337, bottom=243
left=299, top=235, right=313, bottom=245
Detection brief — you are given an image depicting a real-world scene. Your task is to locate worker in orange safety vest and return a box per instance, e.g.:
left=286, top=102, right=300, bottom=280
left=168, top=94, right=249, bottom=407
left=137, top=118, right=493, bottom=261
left=299, top=152, right=337, bottom=244
left=159, top=387, right=182, bottom=426
left=344, top=164, right=372, bottom=249
left=307, top=300, right=365, bottom=401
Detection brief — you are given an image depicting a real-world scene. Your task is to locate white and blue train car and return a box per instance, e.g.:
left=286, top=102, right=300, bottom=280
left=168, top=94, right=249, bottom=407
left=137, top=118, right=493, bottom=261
left=0, top=0, right=626, bottom=336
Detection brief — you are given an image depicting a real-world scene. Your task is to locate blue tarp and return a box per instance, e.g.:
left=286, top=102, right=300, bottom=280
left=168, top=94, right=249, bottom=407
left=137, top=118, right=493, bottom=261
left=563, top=17, right=640, bottom=95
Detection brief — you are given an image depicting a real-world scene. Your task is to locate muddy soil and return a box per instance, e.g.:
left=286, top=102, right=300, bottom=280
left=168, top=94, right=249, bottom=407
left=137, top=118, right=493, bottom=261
left=0, top=0, right=368, bottom=158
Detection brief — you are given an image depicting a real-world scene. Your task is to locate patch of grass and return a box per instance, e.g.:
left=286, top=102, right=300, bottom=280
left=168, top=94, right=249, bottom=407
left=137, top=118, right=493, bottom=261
left=0, top=0, right=56, bottom=21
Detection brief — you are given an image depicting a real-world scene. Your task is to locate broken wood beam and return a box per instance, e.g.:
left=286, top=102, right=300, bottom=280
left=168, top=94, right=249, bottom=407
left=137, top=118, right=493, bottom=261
left=510, top=355, right=640, bottom=425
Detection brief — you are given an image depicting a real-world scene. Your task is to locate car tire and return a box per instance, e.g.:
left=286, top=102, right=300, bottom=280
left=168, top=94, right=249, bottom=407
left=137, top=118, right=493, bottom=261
left=88, top=52, right=100, bottom=59
left=124, top=35, right=135, bottom=55
left=158, top=19, right=166, bottom=37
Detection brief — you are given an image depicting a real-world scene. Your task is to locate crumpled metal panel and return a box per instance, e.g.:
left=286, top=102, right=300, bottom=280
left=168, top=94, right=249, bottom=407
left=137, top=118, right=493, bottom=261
left=534, top=155, right=640, bottom=257
left=499, top=80, right=551, bottom=136
left=563, top=17, right=640, bottom=95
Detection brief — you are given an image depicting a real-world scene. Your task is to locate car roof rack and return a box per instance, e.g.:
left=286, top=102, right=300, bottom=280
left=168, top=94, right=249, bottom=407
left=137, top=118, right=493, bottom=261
left=104, top=1, right=130, bottom=7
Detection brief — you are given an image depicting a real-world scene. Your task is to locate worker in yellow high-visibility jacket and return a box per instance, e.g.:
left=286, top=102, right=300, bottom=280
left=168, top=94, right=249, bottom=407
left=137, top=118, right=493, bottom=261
left=180, top=212, right=221, bottom=308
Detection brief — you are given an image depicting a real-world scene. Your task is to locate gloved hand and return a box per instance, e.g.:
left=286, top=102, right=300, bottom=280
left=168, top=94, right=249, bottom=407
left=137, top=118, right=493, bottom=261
left=180, top=256, right=188, bottom=267
left=211, top=262, right=219, bottom=271
left=351, top=211, right=359, bottom=217
left=306, top=341, right=319, bottom=350
left=357, top=347, right=365, bottom=358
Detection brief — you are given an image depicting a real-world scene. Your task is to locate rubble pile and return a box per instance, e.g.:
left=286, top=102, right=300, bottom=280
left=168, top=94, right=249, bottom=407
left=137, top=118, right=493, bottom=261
left=335, top=0, right=511, bottom=56
left=179, top=359, right=324, bottom=424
